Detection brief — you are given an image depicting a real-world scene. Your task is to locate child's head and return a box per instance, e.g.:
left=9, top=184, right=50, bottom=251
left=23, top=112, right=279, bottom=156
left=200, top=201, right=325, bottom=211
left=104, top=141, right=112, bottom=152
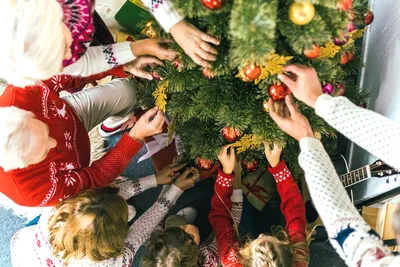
left=48, top=187, right=128, bottom=263
left=141, top=226, right=204, bottom=267
left=239, top=233, right=294, bottom=267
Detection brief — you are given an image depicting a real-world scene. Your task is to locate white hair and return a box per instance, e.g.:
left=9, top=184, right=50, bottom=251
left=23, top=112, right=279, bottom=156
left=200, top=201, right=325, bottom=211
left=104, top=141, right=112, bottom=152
left=0, top=106, right=39, bottom=171
left=0, top=0, right=66, bottom=86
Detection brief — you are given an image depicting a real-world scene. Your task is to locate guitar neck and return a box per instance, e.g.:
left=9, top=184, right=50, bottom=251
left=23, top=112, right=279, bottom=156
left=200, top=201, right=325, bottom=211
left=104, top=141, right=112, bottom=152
left=340, top=165, right=371, bottom=187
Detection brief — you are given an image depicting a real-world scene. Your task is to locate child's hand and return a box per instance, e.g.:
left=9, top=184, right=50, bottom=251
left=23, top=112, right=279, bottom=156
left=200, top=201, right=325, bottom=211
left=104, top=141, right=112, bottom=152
left=130, top=39, right=177, bottom=61
left=218, top=145, right=236, bottom=175
left=170, top=20, right=219, bottom=67
left=123, top=56, right=163, bottom=80
left=155, top=162, right=187, bottom=185
left=174, top=167, right=200, bottom=191
left=263, top=141, right=282, bottom=168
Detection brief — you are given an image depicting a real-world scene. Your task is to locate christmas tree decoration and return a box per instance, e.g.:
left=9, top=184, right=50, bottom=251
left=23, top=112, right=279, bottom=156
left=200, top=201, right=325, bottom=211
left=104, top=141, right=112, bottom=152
left=288, top=2, right=315, bottom=26
left=341, top=52, right=355, bottom=65
left=141, top=22, right=157, bottom=38
left=336, top=83, right=345, bottom=96
left=221, top=126, right=241, bottom=142
left=196, top=157, right=215, bottom=171
left=268, top=83, right=291, bottom=101
left=319, top=42, right=341, bottom=59
left=348, top=21, right=356, bottom=32
left=337, top=0, right=352, bottom=11
left=348, top=8, right=357, bottom=21
left=256, top=51, right=293, bottom=84
left=322, top=82, right=335, bottom=95
left=304, top=44, right=320, bottom=59
left=236, top=71, right=252, bottom=82
left=202, top=67, right=214, bottom=79
left=173, top=58, right=181, bottom=69
left=364, top=10, right=374, bottom=26
left=152, top=81, right=168, bottom=112
left=233, top=134, right=263, bottom=154
left=314, top=131, right=322, bottom=140
left=243, top=64, right=261, bottom=81
left=241, top=159, right=259, bottom=172
left=262, top=99, right=269, bottom=112
left=333, top=32, right=350, bottom=46
left=201, top=0, right=226, bottom=10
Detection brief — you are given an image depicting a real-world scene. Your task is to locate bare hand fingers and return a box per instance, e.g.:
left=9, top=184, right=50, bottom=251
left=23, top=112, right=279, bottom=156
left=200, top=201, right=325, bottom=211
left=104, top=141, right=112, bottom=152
left=263, top=141, right=271, bottom=154
left=285, top=95, right=298, bottom=115
left=196, top=48, right=217, bottom=61
left=282, top=64, right=305, bottom=77
left=192, top=53, right=211, bottom=67
left=159, top=50, right=178, bottom=61
left=278, top=73, right=295, bottom=88
left=132, top=69, right=153, bottom=80
left=199, top=42, right=218, bottom=55
left=139, top=56, right=164, bottom=66
left=143, top=106, right=160, bottom=121
left=200, top=32, right=220, bottom=45
left=170, top=163, right=187, bottom=172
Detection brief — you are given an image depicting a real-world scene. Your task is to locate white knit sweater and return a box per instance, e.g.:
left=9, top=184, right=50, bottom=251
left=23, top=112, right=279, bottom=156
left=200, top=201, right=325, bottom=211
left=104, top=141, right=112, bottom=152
left=299, top=95, right=400, bottom=267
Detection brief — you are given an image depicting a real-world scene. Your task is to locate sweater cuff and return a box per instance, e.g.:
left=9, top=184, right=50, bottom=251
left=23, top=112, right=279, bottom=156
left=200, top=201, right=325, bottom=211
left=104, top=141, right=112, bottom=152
left=116, top=133, right=144, bottom=159
left=315, top=94, right=333, bottom=118
left=268, top=160, right=291, bottom=183
left=299, top=137, right=324, bottom=151
left=111, top=42, right=136, bottom=65
left=159, top=184, right=184, bottom=208
left=152, top=1, right=184, bottom=32
left=216, top=169, right=235, bottom=188
left=139, top=174, right=158, bottom=191
left=231, top=189, right=243, bottom=202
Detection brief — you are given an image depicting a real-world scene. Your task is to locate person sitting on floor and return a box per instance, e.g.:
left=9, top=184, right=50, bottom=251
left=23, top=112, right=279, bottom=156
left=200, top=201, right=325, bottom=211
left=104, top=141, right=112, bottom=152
left=141, top=147, right=244, bottom=267
left=10, top=163, right=200, bottom=266
left=208, top=145, right=308, bottom=267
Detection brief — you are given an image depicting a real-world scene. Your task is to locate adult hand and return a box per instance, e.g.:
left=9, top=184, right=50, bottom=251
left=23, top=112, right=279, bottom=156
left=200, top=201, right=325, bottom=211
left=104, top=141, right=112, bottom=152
left=155, top=162, right=187, bottom=185
left=129, top=107, right=165, bottom=140
left=130, top=39, right=177, bottom=61
left=123, top=56, right=163, bottom=80
left=269, top=95, right=314, bottom=141
left=278, top=65, right=323, bottom=109
left=174, top=167, right=200, bottom=191
left=170, top=20, right=220, bottom=67
left=217, top=145, right=236, bottom=175
left=263, top=142, right=282, bottom=168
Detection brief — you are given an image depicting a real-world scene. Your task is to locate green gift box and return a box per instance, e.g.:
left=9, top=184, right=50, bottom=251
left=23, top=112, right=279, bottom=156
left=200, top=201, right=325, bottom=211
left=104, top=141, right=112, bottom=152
left=115, top=0, right=153, bottom=34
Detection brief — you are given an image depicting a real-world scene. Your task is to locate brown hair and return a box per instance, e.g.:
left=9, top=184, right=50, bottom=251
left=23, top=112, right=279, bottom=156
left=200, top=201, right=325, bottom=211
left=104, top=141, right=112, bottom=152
left=141, top=227, right=204, bottom=267
left=239, top=226, right=308, bottom=267
left=48, top=187, right=129, bottom=263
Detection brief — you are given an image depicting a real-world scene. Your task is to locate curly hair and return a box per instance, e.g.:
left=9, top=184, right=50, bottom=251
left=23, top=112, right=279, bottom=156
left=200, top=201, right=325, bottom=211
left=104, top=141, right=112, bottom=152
left=48, top=187, right=128, bottom=263
left=141, top=227, right=204, bottom=267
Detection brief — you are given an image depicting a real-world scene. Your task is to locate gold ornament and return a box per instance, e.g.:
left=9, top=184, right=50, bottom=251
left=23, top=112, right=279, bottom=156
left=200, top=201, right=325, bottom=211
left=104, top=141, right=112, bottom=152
left=236, top=70, right=252, bottom=82
left=141, top=22, right=157, bottom=38
left=233, top=134, right=263, bottom=154
left=319, top=42, right=341, bottom=59
left=314, top=131, right=322, bottom=140
left=152, top=80, right=168, bottom=112
left=288, top=2, right=315, bottom=26
left=255, top=51, right=293, bottom=84
left=262, top=100, right=269, bottom=112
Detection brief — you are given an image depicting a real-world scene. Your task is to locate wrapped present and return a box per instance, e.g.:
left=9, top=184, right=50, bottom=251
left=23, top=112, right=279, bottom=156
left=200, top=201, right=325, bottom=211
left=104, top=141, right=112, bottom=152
left=116, top=31, right=135, bottom=43
left=242, top=169, right=278, bottom=211
left=115, top=0, right=153, bottom=34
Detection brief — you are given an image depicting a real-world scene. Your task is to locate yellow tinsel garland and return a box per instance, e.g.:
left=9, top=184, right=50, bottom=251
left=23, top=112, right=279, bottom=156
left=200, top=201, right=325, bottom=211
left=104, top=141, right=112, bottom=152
left=233, top=134, right=264, bottom=154
left=152, top=80, right=168, bottom=112
left=255, top=51, right=293, bottom=84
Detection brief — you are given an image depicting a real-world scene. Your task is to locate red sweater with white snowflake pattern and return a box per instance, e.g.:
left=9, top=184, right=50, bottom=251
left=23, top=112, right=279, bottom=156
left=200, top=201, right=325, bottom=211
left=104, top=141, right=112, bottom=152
left=209, top=160, right=307, bottom=267
left=0, top=67, right=143, bottom=207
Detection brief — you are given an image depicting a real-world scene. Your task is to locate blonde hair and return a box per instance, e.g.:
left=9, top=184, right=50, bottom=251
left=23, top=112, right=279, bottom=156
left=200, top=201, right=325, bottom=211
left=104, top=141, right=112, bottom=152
left=0, top=0, right=66, bottom=86
left=48, top=187, right=129, bottom=263
left=0, top=106, right=38, bottom=171
left=239, top=226, right=309, bottom=267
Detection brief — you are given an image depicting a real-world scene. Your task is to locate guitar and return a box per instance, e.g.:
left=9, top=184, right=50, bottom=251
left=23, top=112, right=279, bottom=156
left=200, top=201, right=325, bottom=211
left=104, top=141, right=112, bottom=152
left=306, top=158, right=400, bottom=223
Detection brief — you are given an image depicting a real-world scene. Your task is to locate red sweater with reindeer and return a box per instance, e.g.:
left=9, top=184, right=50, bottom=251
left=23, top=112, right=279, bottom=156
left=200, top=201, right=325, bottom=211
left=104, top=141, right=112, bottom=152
left=209, top=160, right=307, bottom=267
left=0, top=67, right=143, bottom=207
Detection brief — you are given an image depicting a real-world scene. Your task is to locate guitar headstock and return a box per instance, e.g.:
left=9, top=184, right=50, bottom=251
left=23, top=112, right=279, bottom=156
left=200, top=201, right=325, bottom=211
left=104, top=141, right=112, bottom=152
left=370, top=160, right=400, bottom=183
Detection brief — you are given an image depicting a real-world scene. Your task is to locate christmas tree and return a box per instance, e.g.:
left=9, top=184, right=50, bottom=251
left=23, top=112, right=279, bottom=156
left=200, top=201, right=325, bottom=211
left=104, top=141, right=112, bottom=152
left=136, top=0, right=373, bottom=176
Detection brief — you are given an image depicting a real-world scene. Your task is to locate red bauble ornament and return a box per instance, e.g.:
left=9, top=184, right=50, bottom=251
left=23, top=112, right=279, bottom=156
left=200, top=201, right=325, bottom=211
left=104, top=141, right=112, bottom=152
left=221, top=126, right=241, bottom=142
left=340, top=52, right=355, bottom=65
left=201, top=0, right=225, bottom=10
left=173, top=58, right=181, bottom=68
left=268, top=83, right=291, bottom=101
left=336, top=83, right=345, bottom=96
left=202, top=67, right=214, bottom=79
left=196, top=157, right=215, bottom=171
left=337, top=0, right=352, bottom=11
left=348, top=21, right=356, bottom=32
left=241, top=159, right=259, bottom=172
left=333, top=32, right=350, bottom=46
left=364, top=10, right=374, bottom=26
left=243, top=64, right=261, bottom=81
left=304, top=44, right=320, bottom=59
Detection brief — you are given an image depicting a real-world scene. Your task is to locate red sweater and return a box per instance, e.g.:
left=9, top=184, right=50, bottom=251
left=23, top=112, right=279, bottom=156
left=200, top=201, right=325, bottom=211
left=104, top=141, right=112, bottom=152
left=209, top=160, right=307, bottom=267
left=0, top=67, right=143, bottom=207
